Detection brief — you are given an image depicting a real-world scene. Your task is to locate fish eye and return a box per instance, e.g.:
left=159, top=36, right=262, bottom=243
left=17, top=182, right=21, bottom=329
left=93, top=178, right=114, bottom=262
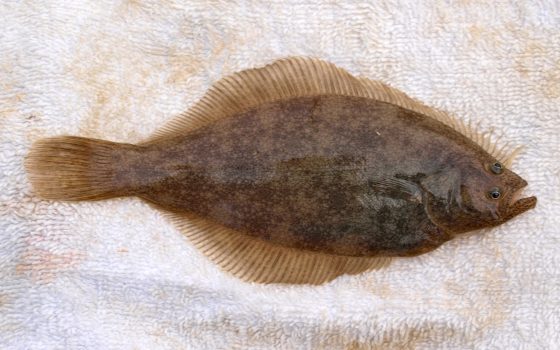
left=488, top=187, right=501, bottom=199
left=490, top=162, right=503, bottom=174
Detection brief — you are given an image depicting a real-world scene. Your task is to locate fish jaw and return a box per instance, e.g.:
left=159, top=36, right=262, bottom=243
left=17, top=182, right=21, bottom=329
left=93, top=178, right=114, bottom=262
left=503, top=194, right=537, bottom=221
left=501, top=178, right=537, bottom=222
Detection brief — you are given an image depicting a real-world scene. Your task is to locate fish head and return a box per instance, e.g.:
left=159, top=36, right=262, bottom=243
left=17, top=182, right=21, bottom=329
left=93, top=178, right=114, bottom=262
left=425, top=161, right=536, bottom=234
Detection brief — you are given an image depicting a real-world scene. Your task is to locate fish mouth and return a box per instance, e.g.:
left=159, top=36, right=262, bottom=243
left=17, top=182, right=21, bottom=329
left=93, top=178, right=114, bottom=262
left=503, top=182, right=537, bottom=221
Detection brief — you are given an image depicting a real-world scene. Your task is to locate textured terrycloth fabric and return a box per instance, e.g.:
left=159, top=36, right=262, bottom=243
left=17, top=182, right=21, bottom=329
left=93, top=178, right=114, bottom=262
left=1, top=1, right=559, bottom=349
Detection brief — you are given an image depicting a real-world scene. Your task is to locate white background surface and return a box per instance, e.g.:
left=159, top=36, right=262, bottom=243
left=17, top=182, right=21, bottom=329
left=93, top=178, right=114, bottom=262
left=1, top=1, right=559, bottom=348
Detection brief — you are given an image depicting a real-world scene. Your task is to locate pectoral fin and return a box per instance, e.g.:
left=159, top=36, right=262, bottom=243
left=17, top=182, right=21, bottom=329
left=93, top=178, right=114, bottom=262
left=368, top=177, right=423, bottom=203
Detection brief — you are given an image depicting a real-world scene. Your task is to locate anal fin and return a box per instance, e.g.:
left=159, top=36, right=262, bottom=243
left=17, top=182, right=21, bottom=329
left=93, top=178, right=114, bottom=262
left=165, top=212, right=391, bottom=285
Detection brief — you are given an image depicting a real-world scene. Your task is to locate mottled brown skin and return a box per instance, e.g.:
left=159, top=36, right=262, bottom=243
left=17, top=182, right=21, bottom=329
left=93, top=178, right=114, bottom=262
left=112, top=95, right=536, bottom=257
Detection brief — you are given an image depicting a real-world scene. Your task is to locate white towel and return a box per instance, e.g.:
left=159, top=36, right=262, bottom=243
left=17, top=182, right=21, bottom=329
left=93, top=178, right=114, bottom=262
left=1, top=1, right=559, bottom=348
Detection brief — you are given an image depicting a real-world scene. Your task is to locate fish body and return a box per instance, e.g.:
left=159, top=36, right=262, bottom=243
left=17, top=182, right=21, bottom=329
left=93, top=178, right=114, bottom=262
left=26, top=58, right=536, bottom=283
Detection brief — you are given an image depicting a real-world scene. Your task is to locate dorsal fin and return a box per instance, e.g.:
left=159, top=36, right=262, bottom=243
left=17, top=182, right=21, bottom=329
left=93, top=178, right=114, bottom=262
left=143, top=56, right=517, bottom=166
left=164, top=211, right=391, bottom=284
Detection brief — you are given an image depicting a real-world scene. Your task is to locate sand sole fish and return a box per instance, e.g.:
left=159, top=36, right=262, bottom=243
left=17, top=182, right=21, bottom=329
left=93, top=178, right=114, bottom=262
left=26, top=57, right=536, bottom=284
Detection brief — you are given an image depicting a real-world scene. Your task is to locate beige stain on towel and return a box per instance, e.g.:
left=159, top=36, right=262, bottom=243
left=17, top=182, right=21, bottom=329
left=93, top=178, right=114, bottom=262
left=342, top=324, right=457, bottom=349
left=15, top=248, right=85, bottom=283
left=0, top=93, right=24, bottom=118
left=515, top=42, right=546, bottom=77
left=510, top=30, right=560, bottom=100
left=458, top=0, right=486, bottom=5
left=14, top=221, right=85, bottom=283
left=467, top=24, right=559, bottom=102
left=63, top=13, right=238, bottom=140
left=0, top=62, right=25, bottom=120
left=118, top=0, right=147, bottom=11
left=0, top=293, right=8, bottom=308
left=64, top=29, right=158, bottom=140
left=355, top=250, right=510, bottom=335
left=542, top=61, right=560, bottom=99
left=480, top=264, right=509, bottom=326
left=162, top=26, right=246, bottom=86
left=443, top=248, right=510, bottom=330
left=467, top=25, right=504, bottom=49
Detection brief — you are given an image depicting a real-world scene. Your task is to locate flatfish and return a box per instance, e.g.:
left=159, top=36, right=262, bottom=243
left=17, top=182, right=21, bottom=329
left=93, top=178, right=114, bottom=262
left=26, top=57, right=537, bottom=284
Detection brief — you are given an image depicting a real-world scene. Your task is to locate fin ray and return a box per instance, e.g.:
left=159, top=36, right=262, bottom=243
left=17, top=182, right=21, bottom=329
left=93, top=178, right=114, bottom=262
left=26, top=136, right=135, bottom=201
left=161, top=211, right=390, bottom=285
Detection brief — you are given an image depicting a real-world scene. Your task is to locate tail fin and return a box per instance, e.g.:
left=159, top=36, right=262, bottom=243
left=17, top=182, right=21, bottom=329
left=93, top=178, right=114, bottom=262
left=25, top=136, right=135, bottom=201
